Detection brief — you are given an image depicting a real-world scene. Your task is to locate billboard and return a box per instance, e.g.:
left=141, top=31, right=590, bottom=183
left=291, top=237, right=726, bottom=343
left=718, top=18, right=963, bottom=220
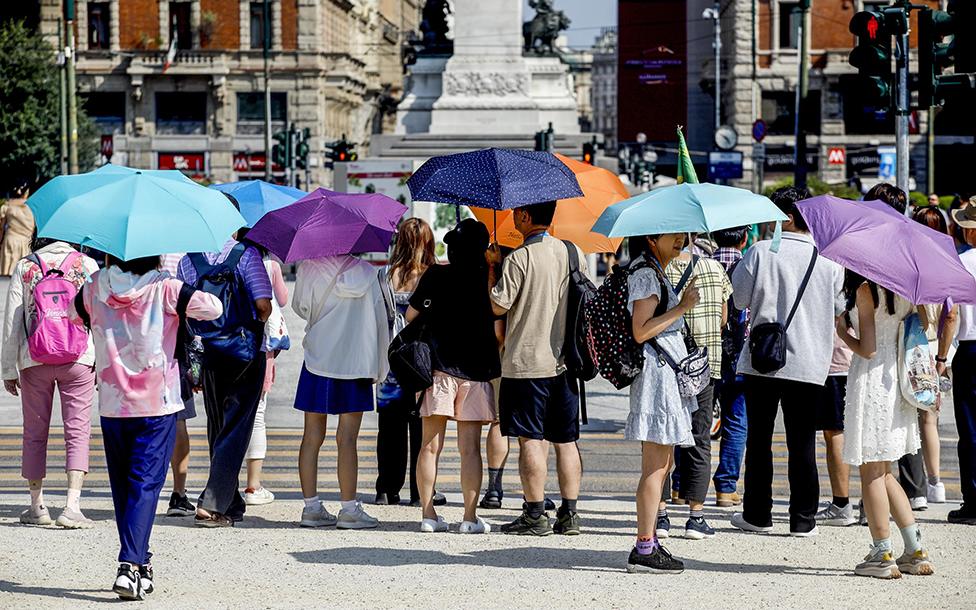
left=617, top=1, right=688, bottom=143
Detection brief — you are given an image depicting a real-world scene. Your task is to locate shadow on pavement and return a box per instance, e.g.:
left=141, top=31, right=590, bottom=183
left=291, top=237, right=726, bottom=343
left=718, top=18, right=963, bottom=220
left=0, top=580, right=115, bottom=603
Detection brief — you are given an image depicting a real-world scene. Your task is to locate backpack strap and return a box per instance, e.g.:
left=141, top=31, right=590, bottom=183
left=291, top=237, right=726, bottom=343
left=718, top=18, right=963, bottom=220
left=74, top=285, right=91, bottom=331
left=561, top=240, right=588, bottom=426
left=222, top=243, right=248, bottom=270
left=783, top=246, right=819, bottom=332
left=176, top=282, right=196, bottom=319
left=377, top=266, right=395, bottom=328
left=187, top=252, right=215, bottom=281
left=27, top=253, right=47, bottom=276
left=56, top=251, right=82, bottom=275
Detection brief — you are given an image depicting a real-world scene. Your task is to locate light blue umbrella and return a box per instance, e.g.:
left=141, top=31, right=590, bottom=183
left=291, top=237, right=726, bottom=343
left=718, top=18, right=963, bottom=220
left=28, top=164, right=247, bottom=261
left=591, top=183, right=788, bottom=237
left=210, top=180, right=305, bottom=227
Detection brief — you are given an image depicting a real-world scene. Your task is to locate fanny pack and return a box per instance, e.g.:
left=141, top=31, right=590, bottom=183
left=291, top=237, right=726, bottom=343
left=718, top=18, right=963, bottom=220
left=749, top=246, right=818, bottom=374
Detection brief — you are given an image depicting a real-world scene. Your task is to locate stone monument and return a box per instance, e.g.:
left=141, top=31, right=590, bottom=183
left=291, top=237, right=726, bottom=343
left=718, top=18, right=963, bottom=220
left=395, top=0, right=580, bottom=136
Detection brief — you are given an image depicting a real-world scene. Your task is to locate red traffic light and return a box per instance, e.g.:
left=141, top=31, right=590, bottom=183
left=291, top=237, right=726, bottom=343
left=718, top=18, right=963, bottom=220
left=338, top=152, right=347, bottom=161
left=866, top=15, right=879, bottom=39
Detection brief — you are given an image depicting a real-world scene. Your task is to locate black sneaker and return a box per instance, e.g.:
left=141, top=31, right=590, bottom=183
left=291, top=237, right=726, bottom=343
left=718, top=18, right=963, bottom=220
left=553, top=510, right=581, bottom=535
left=113, top=563, right=143, bottom=600
left=684, top=516, right=716, bottom=540
left=373, top=492, right=400, bottom=506
left=544, top=497, right=556, bottom=512
left=138, top=563, right=154, bottom=595
left=479, top=489, right=503, bottom=509
left=166, top=492, right=195, bottom=517
left=655, top=514, right=671, bottom=539
left=626, top=545, right=685, bottom=574
left=501, top=512, right=553, bottom=536
left=433, top=492, right=447, bottom=507
left=948, top=504, right=976, bottom=525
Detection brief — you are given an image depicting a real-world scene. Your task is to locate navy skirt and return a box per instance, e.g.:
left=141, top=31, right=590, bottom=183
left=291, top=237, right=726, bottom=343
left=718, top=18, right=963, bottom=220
left=294, top=365, right=374, bottom=415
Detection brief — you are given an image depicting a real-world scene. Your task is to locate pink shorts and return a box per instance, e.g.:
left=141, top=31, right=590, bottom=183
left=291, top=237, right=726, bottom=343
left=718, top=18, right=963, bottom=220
left=420, top=373, right=496, bottom=422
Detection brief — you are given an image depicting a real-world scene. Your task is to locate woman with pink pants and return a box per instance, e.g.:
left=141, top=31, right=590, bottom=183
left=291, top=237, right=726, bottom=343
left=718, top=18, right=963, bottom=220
left=1, top=239, right=99, bottom=528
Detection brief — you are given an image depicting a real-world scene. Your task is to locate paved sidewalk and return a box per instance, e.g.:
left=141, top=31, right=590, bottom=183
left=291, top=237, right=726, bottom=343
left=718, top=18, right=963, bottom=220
left=0, top=493, right=973, bottom=609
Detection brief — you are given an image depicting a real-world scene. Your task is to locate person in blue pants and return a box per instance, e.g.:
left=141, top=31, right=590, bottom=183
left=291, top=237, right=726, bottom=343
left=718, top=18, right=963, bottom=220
left=711, top=227, right=750, bottom=506
left=73, top=254, right=222, bottom=599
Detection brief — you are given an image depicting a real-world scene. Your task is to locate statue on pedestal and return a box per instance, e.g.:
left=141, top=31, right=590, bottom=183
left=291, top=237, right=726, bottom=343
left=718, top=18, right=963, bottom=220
left=523, top=0, right=570, bottom=56
left=419, top=0, right=454, bottom=55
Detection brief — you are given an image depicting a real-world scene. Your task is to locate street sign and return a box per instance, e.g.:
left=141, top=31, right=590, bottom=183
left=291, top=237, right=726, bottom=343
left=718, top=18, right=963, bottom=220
left=878, top=146, right=896, bottom=180
left=752, top=119, right=767, bottom=142
left=827, top=147, right=846, bottom=165
left=708, top=151, right=744, bottom=180
left=100, top=135, right=113, bottom=160
left=752, top=143, right=766, bottom=162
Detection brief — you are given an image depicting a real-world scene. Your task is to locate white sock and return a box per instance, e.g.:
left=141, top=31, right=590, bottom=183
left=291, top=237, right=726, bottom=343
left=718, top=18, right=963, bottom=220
left=30, top=488, right=44, bottom=510
left=66, top=488, right=81, bottom=512
left=303, top=496, right=320, bottom=509
left=340, top=500, right=358, bottom=512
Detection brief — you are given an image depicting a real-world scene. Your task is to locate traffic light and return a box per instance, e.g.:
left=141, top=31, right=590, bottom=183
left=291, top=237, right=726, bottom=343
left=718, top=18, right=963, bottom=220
left=325, top=136, right=357, bottom=168
left=295, top=128, right=310, bottom=170
left=918, top=1, right=976, bottom=107
left=581, top=141, right=595, bottom=164
left=848, top=9, right=902, bottom=110
left=271, top=130, right=290, bottom=169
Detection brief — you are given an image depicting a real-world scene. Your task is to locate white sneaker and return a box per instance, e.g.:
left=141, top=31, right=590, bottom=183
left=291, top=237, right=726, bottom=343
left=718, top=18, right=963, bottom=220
left=19, top=505, right=53, bottom=526
left=245, top=487, right=275, bottom=506
left=790, top=525, right=819, bottom=538
left=910, top=496, right=929, bottom=511
left=56, top=507, right=95, bottom=529
left=337, top=501, right=379, bottom=529
left=459, top=517, right=491, bottom=534
left=927, top=482, right=946, bottom=504
left=730, top=512, right=772, bottom=533
left=815, top=502, right=857, bottom=526
left=299, top=502, right=337, bottom=527
left=420, top=515, right=449, bottom=533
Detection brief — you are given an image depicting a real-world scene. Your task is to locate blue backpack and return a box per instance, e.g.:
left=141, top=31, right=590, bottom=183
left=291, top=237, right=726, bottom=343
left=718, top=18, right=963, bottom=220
left=187, top=244, right=259, bottom=364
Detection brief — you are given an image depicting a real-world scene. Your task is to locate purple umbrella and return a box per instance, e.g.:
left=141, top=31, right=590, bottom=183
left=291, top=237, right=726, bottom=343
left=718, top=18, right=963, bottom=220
left=796, top=195, right=976, bottom=305
left=246, top=188, right=407, bottom=263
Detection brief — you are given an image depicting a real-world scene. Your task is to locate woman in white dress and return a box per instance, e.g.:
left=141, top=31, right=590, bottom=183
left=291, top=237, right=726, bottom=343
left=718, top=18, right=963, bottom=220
left=625, top=234, right=700, bottom=574
left=838, top=276, right=935, bottom=579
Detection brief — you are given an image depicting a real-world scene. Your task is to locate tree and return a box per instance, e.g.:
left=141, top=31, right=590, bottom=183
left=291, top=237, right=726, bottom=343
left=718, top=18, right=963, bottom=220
left=0, top=20, right=97, bottom=194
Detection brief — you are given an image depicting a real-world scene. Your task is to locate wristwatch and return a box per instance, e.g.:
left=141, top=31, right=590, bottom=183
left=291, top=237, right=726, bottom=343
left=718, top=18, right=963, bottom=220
left=936, top=355, right=948, bottom=363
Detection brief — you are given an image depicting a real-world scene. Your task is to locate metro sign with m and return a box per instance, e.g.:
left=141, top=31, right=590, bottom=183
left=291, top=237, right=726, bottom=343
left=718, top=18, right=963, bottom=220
left=827, top=147, right=846, bottom=165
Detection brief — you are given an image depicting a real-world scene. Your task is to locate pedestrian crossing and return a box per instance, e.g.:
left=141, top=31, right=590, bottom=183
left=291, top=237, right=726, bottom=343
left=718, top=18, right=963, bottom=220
left=0, top=427, right=961, bottom=501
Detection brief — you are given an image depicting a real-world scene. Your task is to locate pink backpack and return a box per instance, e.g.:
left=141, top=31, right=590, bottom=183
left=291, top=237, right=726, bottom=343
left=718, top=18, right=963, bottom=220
left=25, top=252, right=88, bottom=365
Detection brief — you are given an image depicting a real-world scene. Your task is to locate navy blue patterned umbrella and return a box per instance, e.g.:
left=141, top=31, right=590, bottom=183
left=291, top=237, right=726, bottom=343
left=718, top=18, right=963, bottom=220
left=407, top=148, right=583, bottom=210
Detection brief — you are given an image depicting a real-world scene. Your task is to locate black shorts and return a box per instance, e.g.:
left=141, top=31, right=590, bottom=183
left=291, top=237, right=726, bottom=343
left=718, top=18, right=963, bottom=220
left=815, top=376, right=847, bottom=431
left=499, top=373, right=580, bottom=443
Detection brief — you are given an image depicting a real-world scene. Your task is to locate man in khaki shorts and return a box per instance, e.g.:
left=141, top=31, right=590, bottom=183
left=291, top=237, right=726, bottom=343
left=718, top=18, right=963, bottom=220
left=489, top=200, right=587, bottom=536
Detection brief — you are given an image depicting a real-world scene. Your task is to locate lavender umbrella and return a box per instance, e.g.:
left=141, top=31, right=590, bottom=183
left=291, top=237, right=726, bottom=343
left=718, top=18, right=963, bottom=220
left=246, top=188, right=407, bottom=263
left=796, top=195, right=976, bottom=305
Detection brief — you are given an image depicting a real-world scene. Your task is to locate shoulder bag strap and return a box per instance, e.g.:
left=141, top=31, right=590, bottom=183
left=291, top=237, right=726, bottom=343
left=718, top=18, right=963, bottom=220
left=377, top=266, right=395, bottom=325
left=783, top=246, right=819, bottom=332
left=674, top=255, right=698, bottom=294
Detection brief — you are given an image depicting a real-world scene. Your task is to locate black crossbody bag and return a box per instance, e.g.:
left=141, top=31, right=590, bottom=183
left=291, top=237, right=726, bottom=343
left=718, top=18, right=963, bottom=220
left=749, top=247, right=818, bottom=374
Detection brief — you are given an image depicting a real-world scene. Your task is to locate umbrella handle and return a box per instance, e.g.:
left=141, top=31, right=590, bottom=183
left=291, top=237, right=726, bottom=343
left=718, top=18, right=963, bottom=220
left=493, top=209, right=497, bottom=244
left=455, top=205, right=461, bottom=226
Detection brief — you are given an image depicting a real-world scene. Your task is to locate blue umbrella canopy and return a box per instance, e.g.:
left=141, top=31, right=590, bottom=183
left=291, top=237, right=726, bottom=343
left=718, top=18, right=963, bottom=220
left=210, top=180, right=305, bottom=227
left=27, top=164, right=246, bottom=261
left=407, top=148, right=583, bottom=210
left=591, top=183, right=788, bottom=237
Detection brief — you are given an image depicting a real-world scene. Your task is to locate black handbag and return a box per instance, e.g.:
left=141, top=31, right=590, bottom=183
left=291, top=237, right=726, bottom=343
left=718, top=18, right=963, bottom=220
left=749, top=247, right=818, bottom=374
left=387, top=318, right=433, bottom=394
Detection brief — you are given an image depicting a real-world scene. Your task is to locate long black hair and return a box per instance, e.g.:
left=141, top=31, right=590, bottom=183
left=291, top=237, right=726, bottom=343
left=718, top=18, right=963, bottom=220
left=843, top=269, right=895, bottom=316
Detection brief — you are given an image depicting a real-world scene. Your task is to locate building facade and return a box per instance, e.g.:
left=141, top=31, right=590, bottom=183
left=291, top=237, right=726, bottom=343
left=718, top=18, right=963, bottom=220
left=590, top=27, right=617, bottom=152
left=719, top=0, right=969, bottom=193
left=37, top=0, right=421, bottom=186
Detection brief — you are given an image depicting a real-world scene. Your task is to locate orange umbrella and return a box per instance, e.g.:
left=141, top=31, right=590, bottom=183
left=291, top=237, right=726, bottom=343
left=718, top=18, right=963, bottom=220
left=470, top=153, right=626, bottom=253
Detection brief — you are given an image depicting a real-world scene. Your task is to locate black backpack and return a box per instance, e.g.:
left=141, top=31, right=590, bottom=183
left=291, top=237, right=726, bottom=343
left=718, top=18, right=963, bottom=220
left=562, top=240, right=598, bottom=424
left=186, top=244, right=260, bottom=365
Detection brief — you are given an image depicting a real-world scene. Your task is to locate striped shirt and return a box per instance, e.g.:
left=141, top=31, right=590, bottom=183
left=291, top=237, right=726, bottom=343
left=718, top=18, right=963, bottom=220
left=666, top=255, right=733, bottom=379
left=177, top=240, right=273, bottom=302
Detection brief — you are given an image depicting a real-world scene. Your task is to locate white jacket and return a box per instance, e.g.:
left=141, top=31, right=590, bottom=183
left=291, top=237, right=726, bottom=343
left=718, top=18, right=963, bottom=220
left=1, top=242, right=99, bottom=379
left=292, top=256, right=390, bottom=382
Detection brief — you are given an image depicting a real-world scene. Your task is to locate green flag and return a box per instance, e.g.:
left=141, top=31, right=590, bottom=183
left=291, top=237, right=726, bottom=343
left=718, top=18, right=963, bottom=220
left=676, top=126, right=699, bottom=184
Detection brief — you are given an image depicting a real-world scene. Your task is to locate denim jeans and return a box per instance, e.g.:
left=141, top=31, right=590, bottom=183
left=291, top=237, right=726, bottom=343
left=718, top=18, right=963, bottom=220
left=713, top=372, right=748, bottom=494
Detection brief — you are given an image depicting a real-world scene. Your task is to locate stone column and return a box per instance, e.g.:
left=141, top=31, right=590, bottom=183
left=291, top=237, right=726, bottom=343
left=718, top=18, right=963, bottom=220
left=428, top=0, right=537, bottom=134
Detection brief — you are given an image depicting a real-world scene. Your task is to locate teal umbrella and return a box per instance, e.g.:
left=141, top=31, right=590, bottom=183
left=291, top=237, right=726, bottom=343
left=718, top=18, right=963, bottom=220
left=27, top=164, right=247, bottom=261
left=591, top=183, right=788, bottom=237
